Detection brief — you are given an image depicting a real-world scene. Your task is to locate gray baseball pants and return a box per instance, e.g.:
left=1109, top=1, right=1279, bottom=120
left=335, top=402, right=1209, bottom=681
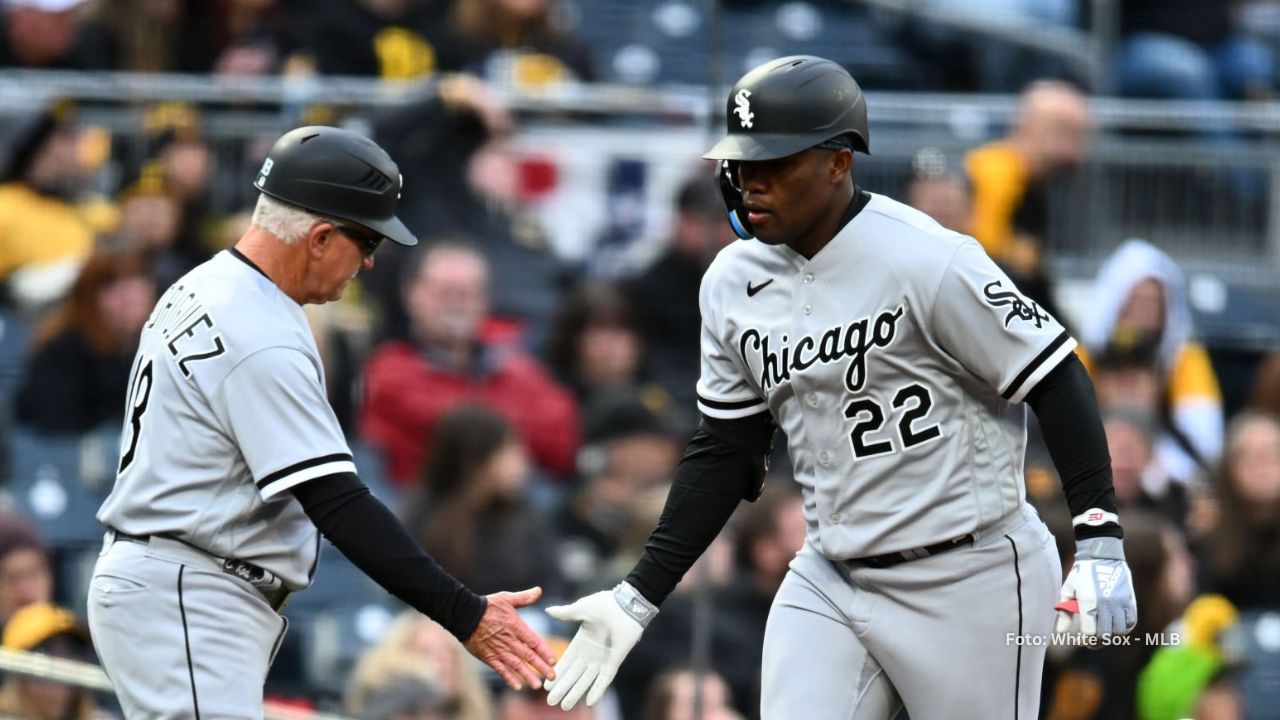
left=761, top=503, right=1061, bottom=720
left=87, top=533, right=289, bottom=719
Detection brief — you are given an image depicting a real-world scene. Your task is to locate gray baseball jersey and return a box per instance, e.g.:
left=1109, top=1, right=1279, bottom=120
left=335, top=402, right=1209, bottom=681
left=97, top=249, right=354, bottom=590
left=696, top=192, right=1077, bottom=559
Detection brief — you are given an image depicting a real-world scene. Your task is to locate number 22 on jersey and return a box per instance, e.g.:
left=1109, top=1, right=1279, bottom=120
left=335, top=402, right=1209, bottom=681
left=844, top=383, right=942, bottom=459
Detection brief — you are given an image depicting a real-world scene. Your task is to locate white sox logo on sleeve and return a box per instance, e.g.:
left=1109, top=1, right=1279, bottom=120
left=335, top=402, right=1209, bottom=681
left=738, top=305, right=904, bottom=393
left=982, top=280, right=1050, bottom=328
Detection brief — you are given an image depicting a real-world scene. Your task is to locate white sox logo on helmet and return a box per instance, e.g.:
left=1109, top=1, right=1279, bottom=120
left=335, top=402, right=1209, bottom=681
left=735, top=89, right=754, bottom=129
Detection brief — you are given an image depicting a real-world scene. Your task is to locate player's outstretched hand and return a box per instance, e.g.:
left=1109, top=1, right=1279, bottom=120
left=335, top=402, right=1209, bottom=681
left=1055, top=537, right=1138, bottom=638
left=464, top=586, right=558, bottom=691
left=544, top=582, right=655, bottom=710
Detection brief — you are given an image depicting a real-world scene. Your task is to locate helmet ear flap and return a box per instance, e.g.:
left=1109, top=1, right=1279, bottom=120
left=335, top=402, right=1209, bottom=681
left=717, top=161, right=754, bottom=240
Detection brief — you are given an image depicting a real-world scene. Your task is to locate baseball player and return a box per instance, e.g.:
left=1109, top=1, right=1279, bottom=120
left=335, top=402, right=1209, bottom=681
left=87, top=126, right=556, bottom=719
left=545, top=56, right=1137, bottom=719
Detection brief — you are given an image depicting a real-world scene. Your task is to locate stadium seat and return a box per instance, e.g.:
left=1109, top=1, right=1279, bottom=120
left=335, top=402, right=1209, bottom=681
left=284, top=543, right=397, bottom=694
left=1231, top=610, right=1280, bottom=719
left=5, top=425, right=117, bottom=548
left=0, top=309, right=32, bottom=426
left=567, top=0, right=921, bottom=88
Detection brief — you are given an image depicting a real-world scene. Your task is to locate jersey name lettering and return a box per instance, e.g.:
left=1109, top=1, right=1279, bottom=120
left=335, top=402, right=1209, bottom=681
left=739, top=305, right=904, bottom=394
left=146, top=283, right=226, bottom=378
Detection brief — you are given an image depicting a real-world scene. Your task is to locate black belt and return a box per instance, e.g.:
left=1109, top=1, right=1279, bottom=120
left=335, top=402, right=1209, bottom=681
left=848, top=533, right=975, bottom=569
left=110, top=530, right=291, bottom=611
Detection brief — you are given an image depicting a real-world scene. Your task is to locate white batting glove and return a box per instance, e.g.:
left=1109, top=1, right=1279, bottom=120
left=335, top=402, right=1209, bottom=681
left=1055, top=537, right=1138, bottom=637
left=544, top=582, right=655, bottom=710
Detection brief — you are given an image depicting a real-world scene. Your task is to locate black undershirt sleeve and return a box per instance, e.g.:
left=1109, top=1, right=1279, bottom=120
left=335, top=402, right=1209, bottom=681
left=625, top=412, right=776, bottom=606
left=291, top=473, right=488, bottom=641
left=1024, top=352, right=1124, bottom=540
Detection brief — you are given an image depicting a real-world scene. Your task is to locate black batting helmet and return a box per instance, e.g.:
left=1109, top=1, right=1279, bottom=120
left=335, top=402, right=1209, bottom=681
left=704, top=56, right=869, bottom=239
left=253, top=125, right=417, bottom=246
left=704, top=55, right=870, bottom=161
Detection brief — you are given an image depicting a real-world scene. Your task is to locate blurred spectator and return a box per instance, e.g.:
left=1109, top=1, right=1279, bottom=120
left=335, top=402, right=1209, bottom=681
left=546, top=282, right=645, bottom=401
left=1114, top=0, right=1274, bottom=102
left=1138, top=594, right=1243, bottom=720
left=0, top=514, right=53, bottom=628
left=1091, top=336, right=1163, bottom=418
left=0, top=0, right=114, bottom=69
left=1248, top=350, right=1280, bottom=417
left=499, top=686, right=600, bottom=720
left=905, top=147, right=973, bottom=234
left=112, top=169, right=188, bottom=288
left=625, top=173, right=735, bottom=414
left=557, top=392, right=680, bottom=594
left=1104, top=409, right=1183, bottom=524
left=358, top=676, right=459, bottom=720
left=965, top=80, right=1088, bottom=318
left=209, top=0, right=292, bottom=76
left=1191, top=676, right=1244, bottom=720
left=402, top=405, right=564, bottom=597
left=546, top=283, right=684, bottom=431
left=1081, top=239, right=1224, bottom=483
left=99, top=0, right=287, bottom=74
left=620, top=481, right=805, bottom=718
left=345, top=609, right=494, bottom=720
left=371, top=78, right=565, bottom=343
left=293, top=0, right=456, bottom=79
left=15, top=251, right=154, bottom=432
left=143, top=105, right=218, bottom=270
left=640, top=667, right=743, bottom=720
left=1198, top=411, right=1280, bottom=609
left=360, top=242, right=579, bottom=484
left=1044, top=511, right=1194, bottom=720
left=0, top=101, right=111, bottom=308
left=446, top=0, right=595, bottom=86
left=0, top=603, right=103, bottom=720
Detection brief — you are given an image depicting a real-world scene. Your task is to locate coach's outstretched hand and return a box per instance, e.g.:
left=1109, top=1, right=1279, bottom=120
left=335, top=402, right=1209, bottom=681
left=465, top=586, right=558, bottom=691
left=544, top=582, right=656, bottom=710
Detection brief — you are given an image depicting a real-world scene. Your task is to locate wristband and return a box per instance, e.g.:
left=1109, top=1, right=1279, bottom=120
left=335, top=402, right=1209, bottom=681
left=613, top=581, right=659, bottom=628
left=1072, top=508, right=1120, bottom=528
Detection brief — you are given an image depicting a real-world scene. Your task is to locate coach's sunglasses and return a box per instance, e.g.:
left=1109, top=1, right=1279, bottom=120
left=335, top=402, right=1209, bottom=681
left=321, top=218, right=383, bottom=257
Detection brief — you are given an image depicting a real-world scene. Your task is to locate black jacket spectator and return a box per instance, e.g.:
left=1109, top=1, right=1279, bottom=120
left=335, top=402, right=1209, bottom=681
left=15, top=252, right=155, bottom=433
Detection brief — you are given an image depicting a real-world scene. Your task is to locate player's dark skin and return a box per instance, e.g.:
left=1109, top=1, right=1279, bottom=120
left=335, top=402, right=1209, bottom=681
left=737, top=147, right=855, bottom=259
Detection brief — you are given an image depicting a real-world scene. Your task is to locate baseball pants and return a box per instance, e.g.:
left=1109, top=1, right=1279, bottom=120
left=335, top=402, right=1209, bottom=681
left=87, top=533, right=289, bottom=720
left=761, top=503, right=1061, bottom=720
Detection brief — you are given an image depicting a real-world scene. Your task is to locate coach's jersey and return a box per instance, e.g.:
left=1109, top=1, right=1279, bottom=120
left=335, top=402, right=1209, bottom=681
left=97, top=250, right=355, bottom=589
left=696, top=193, right=1076, bottom=560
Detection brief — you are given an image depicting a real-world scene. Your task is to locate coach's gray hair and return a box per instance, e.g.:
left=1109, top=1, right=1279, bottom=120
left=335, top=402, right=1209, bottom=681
left=251, top=194, right=320, bottom=245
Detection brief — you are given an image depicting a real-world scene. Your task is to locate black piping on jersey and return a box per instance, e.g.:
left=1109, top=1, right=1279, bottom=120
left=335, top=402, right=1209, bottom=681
left=228, top=247, right=271, bottom=281
left=1004, top=535, right=1024, bottom=720
left=1001, top=329, right=1071, bottom=400
left=697, top=394, right=764, bottom=411
left=178, top=565, right=202, bottom=720
left=256, top=452, right=354, bottom=491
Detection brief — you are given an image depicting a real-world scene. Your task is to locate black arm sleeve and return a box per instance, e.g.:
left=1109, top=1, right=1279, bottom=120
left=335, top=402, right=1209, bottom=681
left=291, top=473, right=487, bottom=642
left=625, top=412, right=776, bottom=606
left=1024, top=353, right=1123, bottom=540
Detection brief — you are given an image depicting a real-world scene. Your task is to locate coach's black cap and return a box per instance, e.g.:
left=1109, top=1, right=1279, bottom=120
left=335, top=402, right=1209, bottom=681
left=704, top=55, right=870, bottom=162
left=253, top=125, right=417, bottom=246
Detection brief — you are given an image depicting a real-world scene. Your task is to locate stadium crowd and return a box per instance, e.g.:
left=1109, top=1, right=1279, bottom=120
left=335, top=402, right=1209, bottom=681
left=2, top=1, right=1280, bottom=719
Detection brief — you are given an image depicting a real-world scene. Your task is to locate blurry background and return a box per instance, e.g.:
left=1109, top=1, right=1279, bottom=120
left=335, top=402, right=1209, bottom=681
left=1, top=1, right=1280, bottom=719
